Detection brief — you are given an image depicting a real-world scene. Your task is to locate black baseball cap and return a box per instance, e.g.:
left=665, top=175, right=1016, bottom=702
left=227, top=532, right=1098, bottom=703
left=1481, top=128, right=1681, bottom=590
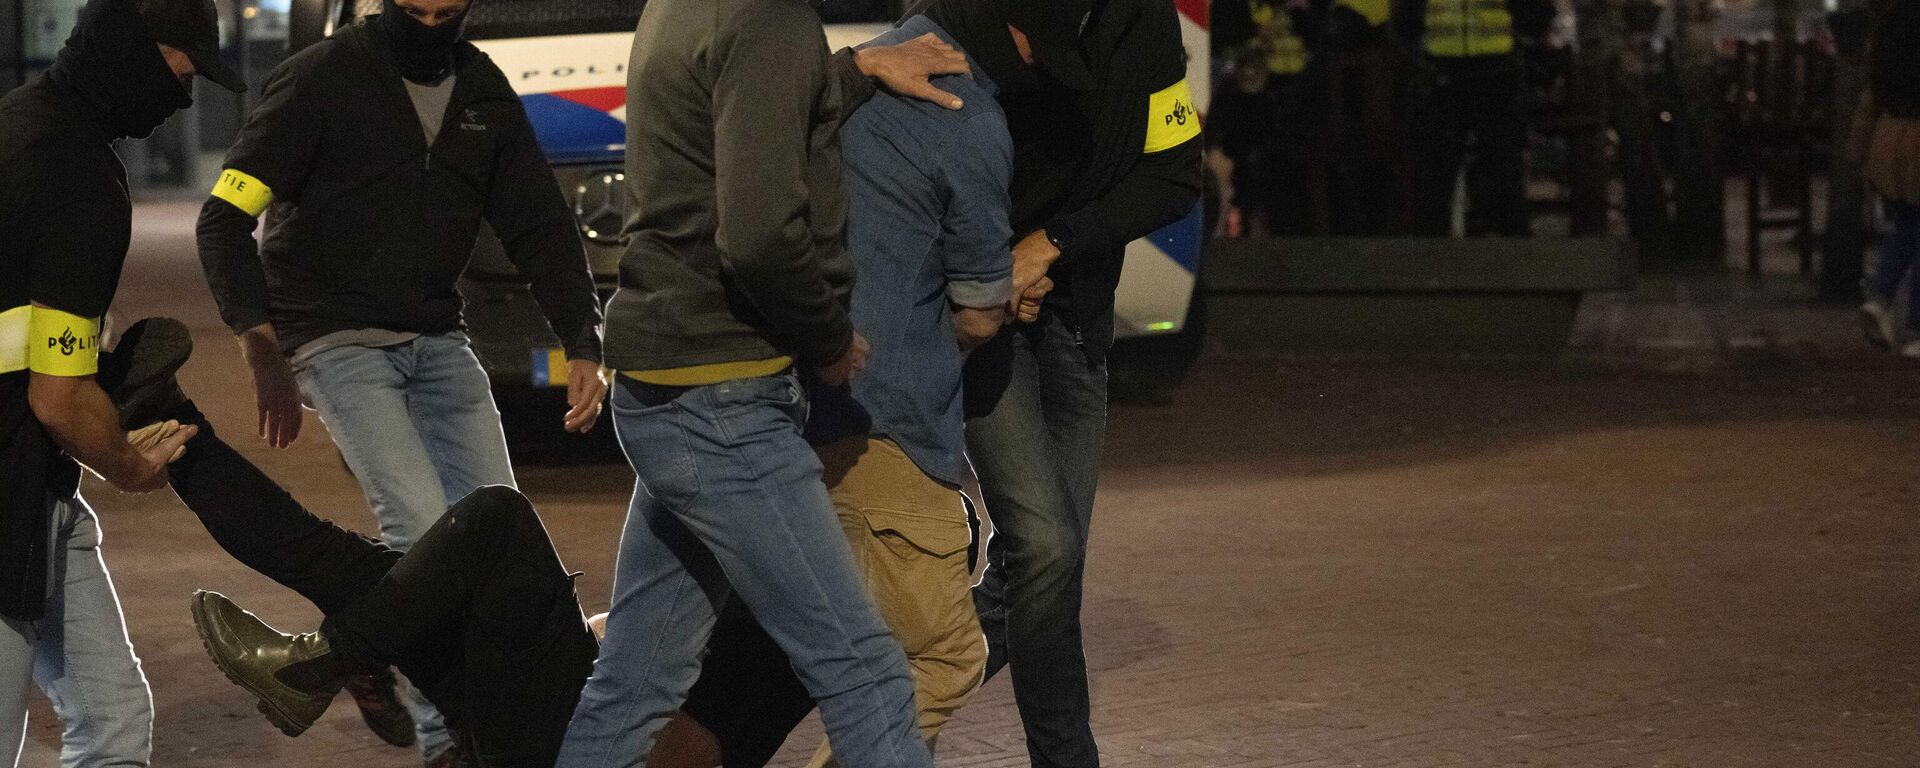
left=1006, top=0, right=1095, bottom=90
left=138, top=0, right=247, bottom=92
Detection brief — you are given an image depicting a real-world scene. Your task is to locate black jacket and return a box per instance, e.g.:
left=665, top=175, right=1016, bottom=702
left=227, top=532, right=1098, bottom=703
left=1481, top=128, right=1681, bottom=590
left=198, top=20, right=603, bottom=361
left=1000, top=0, right=1206, bottom=354
left=0, top=0, right=176, bottom=621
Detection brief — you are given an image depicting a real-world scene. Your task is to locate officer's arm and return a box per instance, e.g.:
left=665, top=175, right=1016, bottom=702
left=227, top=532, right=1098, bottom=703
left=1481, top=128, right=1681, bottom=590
left=1039, top=4, right=1204, bottom=265
left=197, top=58, right=323, bottom=447
left=487, top=97, right=603, bottom=365
left=24, top=182, right=193, bottom=491
left=1048, top=135, right=1203, bottom=264
left=27, top=368, right=183, bottom=493
left=197, top=58, right=322, bottom=341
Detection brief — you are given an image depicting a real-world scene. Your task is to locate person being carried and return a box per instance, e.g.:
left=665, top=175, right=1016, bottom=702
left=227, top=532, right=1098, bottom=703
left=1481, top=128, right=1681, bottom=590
left=94, top=320, right=598, bottom=768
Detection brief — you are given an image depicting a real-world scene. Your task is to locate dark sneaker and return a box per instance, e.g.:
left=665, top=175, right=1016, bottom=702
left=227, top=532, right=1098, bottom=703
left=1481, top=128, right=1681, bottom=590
left=345, top=669, right=418, bottom=748
left=99, top=317, right=192, bottom=430
left=190, top=590, right=348, bottom=737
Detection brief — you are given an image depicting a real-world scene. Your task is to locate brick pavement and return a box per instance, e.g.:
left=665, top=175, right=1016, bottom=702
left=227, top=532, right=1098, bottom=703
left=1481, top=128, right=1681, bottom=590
left=16, top=206, right=1920, bottom=766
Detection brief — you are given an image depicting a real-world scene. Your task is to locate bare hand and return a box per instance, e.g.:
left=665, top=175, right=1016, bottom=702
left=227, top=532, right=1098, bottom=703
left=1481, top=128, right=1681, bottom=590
left=817, top=332, right=870, bottom=387
left=238, top=325, right=303, bottom=448
left=1010, top=230, right=1061, bottom=314
left=110, top=420, right=198, bottom=492
left=856, top=33, right=970, bottom=110
left=563, top=358, right=608, bottom=434
left=249, top=358, right=303, bottom=448
left=1015, top=276, right=1053, bottom=324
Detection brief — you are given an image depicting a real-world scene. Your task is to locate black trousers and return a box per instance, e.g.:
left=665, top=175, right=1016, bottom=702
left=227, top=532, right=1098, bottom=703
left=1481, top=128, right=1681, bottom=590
left=166, top=407, right=597, bottom=767
left=1410, top=55, right=1532, bottom=238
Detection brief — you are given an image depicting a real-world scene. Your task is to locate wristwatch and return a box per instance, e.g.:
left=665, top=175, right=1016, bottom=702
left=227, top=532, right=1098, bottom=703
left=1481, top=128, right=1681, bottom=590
left=1046, top=223, right=1073, bottom=257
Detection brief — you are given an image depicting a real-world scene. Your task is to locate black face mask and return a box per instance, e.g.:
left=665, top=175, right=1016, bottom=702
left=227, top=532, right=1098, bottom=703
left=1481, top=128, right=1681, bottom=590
left=113, top=55, right=194, bottom=139
left=49, top=0, right=193, bottom=140
left=376, top=0, right=467, bottom=83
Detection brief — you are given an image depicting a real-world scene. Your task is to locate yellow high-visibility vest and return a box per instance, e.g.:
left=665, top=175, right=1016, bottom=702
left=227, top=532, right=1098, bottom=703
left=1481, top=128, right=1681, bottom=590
left=1425, top=0, right=1514, bottom=57
left=1338, top=0, right=1392, bottom=27
left=1250, top=2, right=1309, bottom=75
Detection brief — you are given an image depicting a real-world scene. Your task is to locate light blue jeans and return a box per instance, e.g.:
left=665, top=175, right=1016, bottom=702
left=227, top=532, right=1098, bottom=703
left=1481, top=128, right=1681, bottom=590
left=296, top=332, right=516, bottom=758
left=1, top=492, right=152, bottom=768
left=556, top=373, right=930, bottom=768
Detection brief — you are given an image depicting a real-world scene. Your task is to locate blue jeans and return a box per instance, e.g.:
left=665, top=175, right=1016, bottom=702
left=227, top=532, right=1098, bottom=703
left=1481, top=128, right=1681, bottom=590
left=296, top=332, right=516, bottom=758
left=1871, top=200, right=1920, bottom=332
left=963, top=312, right=1109, bottom=768
left=557, top=373, right=930, bottom=768
left=1, top=492, right=152, bottom=768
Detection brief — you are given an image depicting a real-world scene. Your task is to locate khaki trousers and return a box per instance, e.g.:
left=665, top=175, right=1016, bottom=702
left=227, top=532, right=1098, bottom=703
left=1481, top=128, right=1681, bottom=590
left=805, top=435, right=986, bottom=767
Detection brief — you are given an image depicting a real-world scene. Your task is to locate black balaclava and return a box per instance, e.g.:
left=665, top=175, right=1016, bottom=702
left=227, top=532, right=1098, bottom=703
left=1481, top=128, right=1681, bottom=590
left=375, top=0, right=469, bottom=83
left=915, top=0, right=1094, bottom=92
left=47, top=0, right=192, bottom=140
left=911, top=0, right=1041, bottom=93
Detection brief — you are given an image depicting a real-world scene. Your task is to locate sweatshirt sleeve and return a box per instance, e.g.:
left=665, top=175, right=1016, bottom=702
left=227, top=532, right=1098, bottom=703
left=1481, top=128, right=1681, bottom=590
left=1044, top=1, right=1203, bottom=264
left=711, top=7, right=854, bottom=365
left=487, top=94, right=605, bottom=363
left=196, top=57, right=323, bottom=335
left=830, top=47, right=879, bottom=126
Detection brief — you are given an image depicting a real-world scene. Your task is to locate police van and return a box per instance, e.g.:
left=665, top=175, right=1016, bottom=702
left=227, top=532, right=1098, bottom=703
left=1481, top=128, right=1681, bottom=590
left=287, top=0, right=1209, bottom=409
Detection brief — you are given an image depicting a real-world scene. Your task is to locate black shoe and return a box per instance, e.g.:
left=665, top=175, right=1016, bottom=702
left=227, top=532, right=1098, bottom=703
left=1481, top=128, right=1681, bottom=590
left=190, top=590, right=350, bottom=737
left=345, top=669, right=418, bottom=748
left=99, top=317, right=191, bottom=431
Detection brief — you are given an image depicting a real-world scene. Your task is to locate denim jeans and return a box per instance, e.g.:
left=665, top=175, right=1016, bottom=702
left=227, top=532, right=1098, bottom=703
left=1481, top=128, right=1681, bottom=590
left=296, top=331, right=515, bottom=758
left=1, top=492, right=152, bottom=768
left=557, top=374, right=930, bottom=768
left=1870, top=200, right=1920, bottom=332
left=676, top=435, right=987, bottom=768
left=963, top=312, right=1108, bottom=768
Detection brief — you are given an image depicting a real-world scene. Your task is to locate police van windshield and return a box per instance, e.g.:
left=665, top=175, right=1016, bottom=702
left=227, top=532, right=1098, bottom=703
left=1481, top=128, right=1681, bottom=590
left=344, top=0, right=904, bottom=40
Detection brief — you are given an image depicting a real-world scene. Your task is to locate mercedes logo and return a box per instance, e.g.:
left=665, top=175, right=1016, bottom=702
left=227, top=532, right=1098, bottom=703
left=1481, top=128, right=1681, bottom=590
left=573, top=169, right=629, bottom=245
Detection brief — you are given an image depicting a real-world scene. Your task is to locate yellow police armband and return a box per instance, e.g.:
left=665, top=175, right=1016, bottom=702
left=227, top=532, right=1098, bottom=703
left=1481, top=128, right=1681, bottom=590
left=27, top=306, right=101, bottom=377
left=1145, top=79, right=1201, bottom=154
left=211, top=168, right=273, bottom=217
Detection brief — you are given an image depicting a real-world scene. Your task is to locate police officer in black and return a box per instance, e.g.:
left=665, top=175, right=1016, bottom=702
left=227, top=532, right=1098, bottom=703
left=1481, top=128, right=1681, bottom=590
left=957, top=2, right=1204, bottom=766
left=0, top=0, right=242, bottom=763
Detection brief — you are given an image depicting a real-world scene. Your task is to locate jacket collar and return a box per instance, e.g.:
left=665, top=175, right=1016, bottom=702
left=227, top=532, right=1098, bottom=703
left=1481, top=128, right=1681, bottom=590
left=343, top=21, right=497, bottom=149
